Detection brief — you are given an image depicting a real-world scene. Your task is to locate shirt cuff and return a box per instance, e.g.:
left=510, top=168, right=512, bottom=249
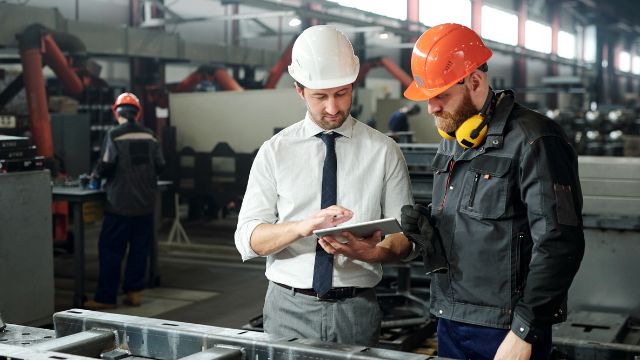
left=234, top=219, right=262, bottom=261
left=511, top=312, right=539, bottom=344
left=401, top=242, right=419, bottom=262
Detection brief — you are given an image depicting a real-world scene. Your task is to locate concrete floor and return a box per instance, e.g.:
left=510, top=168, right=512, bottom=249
left=54, top=218, right=268, bottom=330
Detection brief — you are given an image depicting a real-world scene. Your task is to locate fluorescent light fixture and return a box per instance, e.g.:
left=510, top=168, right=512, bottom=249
left=288, top=18, right=301, bottom=27
left=379, top=32, right=389, bottom=40
left=335, top=26, right=385, bottom=33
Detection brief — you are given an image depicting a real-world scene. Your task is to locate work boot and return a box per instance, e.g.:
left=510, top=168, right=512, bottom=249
left=83, top=300, right=117, bottom=310
left=124, top=291, right=142, bottom=307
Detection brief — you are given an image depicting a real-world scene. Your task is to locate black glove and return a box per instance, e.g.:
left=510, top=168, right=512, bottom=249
left=401, top=204, right=448, bottom=274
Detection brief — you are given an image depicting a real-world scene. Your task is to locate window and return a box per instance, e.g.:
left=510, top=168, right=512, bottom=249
left=633, top=55, right=640, bottom=75
left=583, top=25, right=596, bottom=63
left=419, top=0, right=471, bottom=27
left=481, top=6, right=518, bottom=46
left=327, top=0, right=406, bottom=20
left=619, top=51, right=631, bottom=72
left=558, top=31, right=576, bottom=59
left=524, top=20, right=551, bottom=54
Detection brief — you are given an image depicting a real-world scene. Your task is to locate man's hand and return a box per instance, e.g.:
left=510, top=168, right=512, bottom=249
left=401, top=204, right=435, bottom=253
left=250, top=205, right=352, bottom=256
left=494, top=330, right=532, bottom=360
left=295, top=205, right=353, bottom=237
left=401, top=204, right=448, bottom=273
left=318, top=230, right=383, bottom=262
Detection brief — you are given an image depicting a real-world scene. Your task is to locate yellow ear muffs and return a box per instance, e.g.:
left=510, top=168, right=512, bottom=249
left=455, top=114, right=488, bottom=149
left=434, top=90, right=495, bottom=148
left=437, top=127, right=455, bottom=141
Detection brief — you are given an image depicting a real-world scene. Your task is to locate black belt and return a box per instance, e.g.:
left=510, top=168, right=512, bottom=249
left=274, top=282, right=371, bottom=301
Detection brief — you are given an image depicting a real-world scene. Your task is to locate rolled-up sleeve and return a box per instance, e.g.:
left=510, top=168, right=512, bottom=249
left=234, top=144, right=279, bottom=261
left=382, top=141, right=414, bottom=220
left=383, top=141, right=416, bottom=261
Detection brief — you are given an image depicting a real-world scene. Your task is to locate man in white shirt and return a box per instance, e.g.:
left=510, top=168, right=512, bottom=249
left=234, top=25, right=414, bottom=346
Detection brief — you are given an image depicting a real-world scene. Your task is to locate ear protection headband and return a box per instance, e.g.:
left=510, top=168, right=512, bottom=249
left=438, top=90, right=495, bottom=149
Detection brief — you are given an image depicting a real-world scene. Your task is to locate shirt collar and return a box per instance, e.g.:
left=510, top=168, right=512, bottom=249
left=302, top=112, right=355, bottom=139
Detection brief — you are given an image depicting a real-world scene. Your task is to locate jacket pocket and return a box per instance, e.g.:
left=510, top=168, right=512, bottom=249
left=459, top=156, right=511, bottom=219
left=431, top=153, right=453, bottom=211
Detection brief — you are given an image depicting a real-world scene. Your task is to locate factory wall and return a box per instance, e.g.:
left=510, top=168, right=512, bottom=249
left=170, top=89, right=307, bottom=154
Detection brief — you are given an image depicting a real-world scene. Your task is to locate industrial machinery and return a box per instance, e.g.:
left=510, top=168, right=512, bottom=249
left=0, top=310, right=439, bottom=359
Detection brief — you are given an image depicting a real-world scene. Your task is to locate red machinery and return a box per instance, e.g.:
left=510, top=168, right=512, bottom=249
left=17, top=24, right=85, bottom=159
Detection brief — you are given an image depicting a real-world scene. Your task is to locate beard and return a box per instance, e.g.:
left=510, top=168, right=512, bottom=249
left=434, top=88, right=479, bottom=134
left=308, top=102, right=351, bottom=130
left=313, top=111, right=349, bottom=130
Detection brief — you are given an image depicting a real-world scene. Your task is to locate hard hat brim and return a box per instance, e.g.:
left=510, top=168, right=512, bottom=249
left=289, top=67, right=358, bottom=90
left=404, top=81, right=430, bottom=101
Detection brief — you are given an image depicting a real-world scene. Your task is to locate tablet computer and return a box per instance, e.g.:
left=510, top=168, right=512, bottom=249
left=313, top=217, right=402, bottom=243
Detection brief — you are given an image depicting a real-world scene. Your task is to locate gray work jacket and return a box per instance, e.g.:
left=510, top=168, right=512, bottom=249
left=428, top=90, right=585, bottom=343
left=97, top=121, right=165, bottom=216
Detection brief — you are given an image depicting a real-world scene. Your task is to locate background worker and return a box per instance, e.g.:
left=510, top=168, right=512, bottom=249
left=84, top=92, right=165, bottom=310
left=234, top=25, right=414, bottom=347
left=400, top=23, right=585, bottom=360
left=388, top=103, right=421, bottom=133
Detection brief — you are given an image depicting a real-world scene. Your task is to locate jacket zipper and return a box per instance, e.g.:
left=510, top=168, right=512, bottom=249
left=468, top=172, right=481, bottom=208
left=515, top=232, right=524, bottom=293
left=441, top=160, right=455, bottom=209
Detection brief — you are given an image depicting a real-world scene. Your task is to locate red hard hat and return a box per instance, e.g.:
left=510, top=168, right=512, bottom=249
left=404, top=23, right=493, bottom=101
left=112, top=92, right=142, bottom=121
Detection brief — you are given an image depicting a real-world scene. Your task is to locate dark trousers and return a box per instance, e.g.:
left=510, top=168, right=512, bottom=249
left=437, top=318, right=552, bottom=360
left=94, top=212, right=153, bottom=304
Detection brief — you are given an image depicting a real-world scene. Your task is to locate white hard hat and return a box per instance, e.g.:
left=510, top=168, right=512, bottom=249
left=288, top=25, right=360, bottom=89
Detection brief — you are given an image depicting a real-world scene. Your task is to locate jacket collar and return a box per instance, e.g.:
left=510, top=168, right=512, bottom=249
left=484, top=89, right=515, bottom=150
left=447, top=89, right=516, bottom=162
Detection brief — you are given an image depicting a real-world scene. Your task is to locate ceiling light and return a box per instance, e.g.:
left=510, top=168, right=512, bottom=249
left=289, top=18, right=301, bottom=27
left=379, top=32, right=389, bottom=40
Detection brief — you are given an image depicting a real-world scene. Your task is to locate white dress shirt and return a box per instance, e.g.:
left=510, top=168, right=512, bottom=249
left=234, top=113, right=413, bottom=289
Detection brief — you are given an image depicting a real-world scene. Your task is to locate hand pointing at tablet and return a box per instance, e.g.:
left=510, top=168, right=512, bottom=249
left=318, top=230, right=384, bottom=262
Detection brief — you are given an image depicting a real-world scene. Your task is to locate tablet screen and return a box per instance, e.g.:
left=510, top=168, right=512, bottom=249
left=312, top=217, right=402, bottom=242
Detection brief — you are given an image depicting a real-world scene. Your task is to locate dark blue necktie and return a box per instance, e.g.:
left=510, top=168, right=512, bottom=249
left=313, top=132, right=340, bottom=296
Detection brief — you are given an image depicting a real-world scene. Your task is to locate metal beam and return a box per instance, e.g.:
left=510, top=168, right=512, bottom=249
left=0, top=3, right=279, bottom=67
left=222, top=0, right=427, bottom=38
left=53, top=310, right=432, bottom=360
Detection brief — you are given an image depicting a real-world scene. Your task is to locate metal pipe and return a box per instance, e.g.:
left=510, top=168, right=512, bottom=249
left=42, top=33, right=84, bottom=95
left=20, top=47, right=54, bottom=157
left=0, top=73, right=25, bottom=110
left=31, top=329, right=116, bottom=357
left=354, top=57, right=412, bottom=89
left=179, top=346, right=244, bottom=359
left=213, top=68, right=243, bottom=91
left=263, top=38, right=294, bottom=89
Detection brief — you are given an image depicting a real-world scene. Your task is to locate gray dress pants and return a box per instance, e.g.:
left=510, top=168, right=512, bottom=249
left=262, top=281, right=382, bottom=347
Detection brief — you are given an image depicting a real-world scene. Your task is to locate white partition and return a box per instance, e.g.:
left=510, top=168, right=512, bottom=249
left=169, top=89, right=307, bottom=153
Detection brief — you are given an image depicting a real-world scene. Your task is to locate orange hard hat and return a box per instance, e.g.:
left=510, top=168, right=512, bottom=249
left=404, top=23, right=492, bottom=101
left=112, top=92, right=142, bottom=121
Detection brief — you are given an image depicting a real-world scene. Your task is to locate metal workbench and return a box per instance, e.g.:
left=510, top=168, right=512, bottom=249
left=52, top=181, right=172, bottom=307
